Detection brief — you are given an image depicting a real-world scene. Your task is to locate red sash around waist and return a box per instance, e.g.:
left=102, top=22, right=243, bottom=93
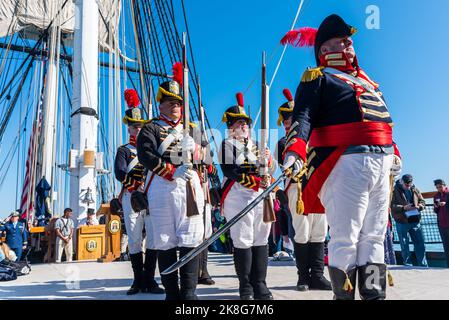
left=309, top=122, right=392, bottom=147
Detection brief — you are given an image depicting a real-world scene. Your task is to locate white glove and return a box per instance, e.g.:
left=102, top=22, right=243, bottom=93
left=282, top=152, right=303, bottom=177
left=291, top=160, right=304, bottom=177
left=182, top=136, right=196, bottom=154
left=391, top=155, right=402, bottom=177
left=173, top=163, right=194, bottom=181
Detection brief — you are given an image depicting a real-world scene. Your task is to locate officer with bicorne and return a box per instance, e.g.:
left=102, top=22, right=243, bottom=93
left=280, top=14, right=402, bottom=300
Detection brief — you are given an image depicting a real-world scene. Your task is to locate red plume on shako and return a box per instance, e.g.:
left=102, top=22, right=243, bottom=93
left=283, top=88, right=293, bottom=102
left=172, top=62, right=183, bottom=87
left=236, top=92, right=244, bottom=107
left=124, top=88, right=140, bottom=108
left=122, top=89, right=149, bottom=125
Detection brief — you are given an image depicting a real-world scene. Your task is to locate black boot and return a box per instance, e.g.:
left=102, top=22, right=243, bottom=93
left=328, top=266, right=357, bottom=300
left=358, top=263, right=387, bottom=300
left=127, top=252, right=144, bottom=295
left=142, top=249, right=165, bottom=294
left=308, top=242, right=332, bottom=290
left=158, top=248, right=180, bottom=300
left=198, top=249, right=215, bottom=285
left=234, top=248, right=254, bottom=300
left=250, top=245, right=273, bottom=300
left=179, top=247, right=200, bottom=300
left=293, top=241, right=310, bottom=291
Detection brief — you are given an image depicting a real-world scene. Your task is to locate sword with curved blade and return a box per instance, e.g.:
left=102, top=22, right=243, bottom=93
left=160, top=172, right=288, bottom=275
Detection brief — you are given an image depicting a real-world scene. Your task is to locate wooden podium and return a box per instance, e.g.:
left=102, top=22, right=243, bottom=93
left=98, top=204, right=122, bottom=262
left=76, top=225, right=106, bottom=261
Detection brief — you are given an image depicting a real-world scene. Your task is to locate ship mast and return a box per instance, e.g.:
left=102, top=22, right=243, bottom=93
left=69, top=0, right=99, bottom=224
left=38, top=4, right=62, bottom=214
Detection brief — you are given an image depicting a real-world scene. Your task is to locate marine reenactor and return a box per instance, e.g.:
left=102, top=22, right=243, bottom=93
left=219, top=93, right=275, bottom=300
left=136, top=64, right=208, bottom=300
left=114, top=89, right=164, bottom=295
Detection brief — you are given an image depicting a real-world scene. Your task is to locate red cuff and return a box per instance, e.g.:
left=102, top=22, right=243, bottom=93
left=250, top=176, right=262, bottom=192
left=161, top=163, right=176, bottom=181
left=267, top=155, right=273, bottom=169
left=127, top=180, right=142, bottom=192
left=283, top=138, right=307, bottom=162
left=207, top=164, right=217, bottom=176
left=393, top=143, right=401, bottom=158
left=239, top=174, right=261, bottom=191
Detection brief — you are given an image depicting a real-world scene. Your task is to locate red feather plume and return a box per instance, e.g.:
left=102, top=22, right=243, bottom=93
left=172, top=62, right=183, bottom=87
left=236, top=92, right=244, bottom=107
left=283, top=88, right=293, bottom=102
left=124, top=89, right=140, bottom=108
left=280, top=27, right=317, bottom=47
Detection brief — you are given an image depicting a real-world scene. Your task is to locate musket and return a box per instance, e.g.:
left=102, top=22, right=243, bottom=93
left=260, top=51, right=276, bottom=223
left=197, top=74, right=212, bottom=240
left=161, top=172, right=288, bottom=275
left=182, top=32, right=199, bottom=217
left=197, top=75, right=221, bottom=201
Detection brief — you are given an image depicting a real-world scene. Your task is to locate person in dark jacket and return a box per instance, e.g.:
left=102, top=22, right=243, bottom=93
left=0, top=212, right=27, bottom=261
left=391, top=174, right=427, bottom=267
left=433, top=179, right=449, bottom=267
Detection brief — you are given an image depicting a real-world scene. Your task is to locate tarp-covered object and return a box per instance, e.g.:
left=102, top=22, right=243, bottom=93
left=0, top=0, right=121, bottom=51
left=34, top=177, right=51, bottom=225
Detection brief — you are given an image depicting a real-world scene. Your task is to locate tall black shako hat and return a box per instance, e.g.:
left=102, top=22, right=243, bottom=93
left=277, top=88, right=294, bottom=126
left=123, top=89, right=149, bottom=126
left=222, top=92, right=252, bottom=128
left=280, top=14, right=357, bottom=65
left=156, top=62, right=183, bottom=103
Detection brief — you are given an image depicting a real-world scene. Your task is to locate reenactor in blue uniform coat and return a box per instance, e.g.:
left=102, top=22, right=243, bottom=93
left=0, top=211, right=28, bottom=261
left=114, top=89, right=164, bottom=295
left=280, top=14, right=402, bottom=300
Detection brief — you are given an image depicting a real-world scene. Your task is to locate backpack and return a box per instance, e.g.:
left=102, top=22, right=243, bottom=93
left=0, top=266, right=17, bottom=281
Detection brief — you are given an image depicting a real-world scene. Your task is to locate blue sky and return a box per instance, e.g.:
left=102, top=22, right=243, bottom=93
left=1, top=0, right=449, bottom=217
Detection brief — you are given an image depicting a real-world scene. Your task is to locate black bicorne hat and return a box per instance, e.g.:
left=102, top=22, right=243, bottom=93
left=280, top=14, right=357, bottom=65
left=314, top=14, right=357, bottom=64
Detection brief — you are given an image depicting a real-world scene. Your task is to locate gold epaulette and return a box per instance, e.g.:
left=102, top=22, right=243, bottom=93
left=189, top=122, right=197, bottom=128
left=301, top=67, right=324, bottom=83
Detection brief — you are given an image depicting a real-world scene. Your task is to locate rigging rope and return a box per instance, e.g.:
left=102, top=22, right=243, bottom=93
left=269, top=0, right=305, bottom=88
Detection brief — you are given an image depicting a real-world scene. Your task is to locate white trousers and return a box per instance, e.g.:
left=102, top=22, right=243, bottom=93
left=146, top=173, right=205, bottom=250
left=223, top=182, right=271, bottom=249
left=55, top=237, right=73, bottom=263
left=287, top=185, right=328, bottom=244
left=122, top=190, right=149, bottom=254
left=319, top=153, right=393, bottom=271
